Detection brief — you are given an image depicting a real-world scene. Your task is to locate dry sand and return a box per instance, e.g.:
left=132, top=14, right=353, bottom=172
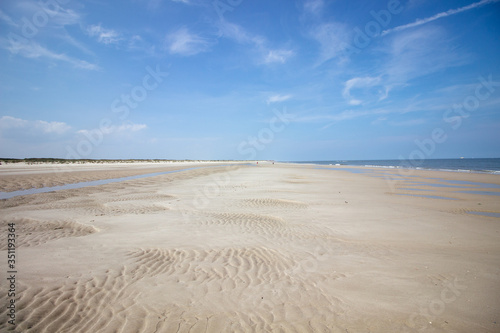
left=0, top=162, right=499, bottom=332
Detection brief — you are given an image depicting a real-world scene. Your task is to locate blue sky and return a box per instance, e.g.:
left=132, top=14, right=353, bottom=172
left=1, top=0, right=499, bottom=161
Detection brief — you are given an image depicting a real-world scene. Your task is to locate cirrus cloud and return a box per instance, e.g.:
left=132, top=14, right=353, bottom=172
left=267, top=94, right=292, bottom=104
left=166, top=27, right=212, bottom=56
left=87, top=24, right=122, bottom=45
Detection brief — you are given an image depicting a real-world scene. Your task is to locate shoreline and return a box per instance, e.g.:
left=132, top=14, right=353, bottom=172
left=0, top=161, right=251, bottom=193
left=1, top=161, right=500, bottom=201
left=289, top=160, right=500, bottom=175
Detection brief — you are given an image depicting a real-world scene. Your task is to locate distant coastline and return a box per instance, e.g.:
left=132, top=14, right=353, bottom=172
left=0, top=158, right=247, bottom=165
left=292, top=158, right=500, bottom=174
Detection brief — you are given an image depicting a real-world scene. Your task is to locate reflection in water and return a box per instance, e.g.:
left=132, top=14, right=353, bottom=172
left=458, top=190, right=500, bottom=196
left=467, top=211, right=500, bottom=218
left=396, top=193, right=458, bottom=200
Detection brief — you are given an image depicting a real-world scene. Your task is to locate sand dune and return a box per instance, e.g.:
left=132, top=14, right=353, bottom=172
left=1, top=162, right=499, bottom=332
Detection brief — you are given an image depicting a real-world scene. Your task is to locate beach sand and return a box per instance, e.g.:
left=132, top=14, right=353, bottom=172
left=1, top=162, right=499, bottom=332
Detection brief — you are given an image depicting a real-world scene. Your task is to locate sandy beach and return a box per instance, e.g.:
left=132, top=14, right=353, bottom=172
left=1, top=162, right=499, bottom=332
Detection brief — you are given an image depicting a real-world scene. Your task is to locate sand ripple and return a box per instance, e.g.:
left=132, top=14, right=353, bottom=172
left=240, top=198, right=308, bottom=209
left=0, top=218, right=97, bottom=250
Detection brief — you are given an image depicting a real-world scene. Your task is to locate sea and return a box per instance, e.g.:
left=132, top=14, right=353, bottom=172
left=292, top=158, right=500, bottom=174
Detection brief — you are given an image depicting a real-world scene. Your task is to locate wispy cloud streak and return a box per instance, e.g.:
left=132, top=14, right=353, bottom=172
left=2, top=38, right=99, bottom=70
left=382, top=0, right=500, bottom=36
left=0, top=9, right=19, bottom=27
left=267, top=94, right=292, bottom=104
left=217, top=20, right=293, bottom=65
left=166, top=27, right=212, bottom=56
left=87, top=24, right=122, bottom=45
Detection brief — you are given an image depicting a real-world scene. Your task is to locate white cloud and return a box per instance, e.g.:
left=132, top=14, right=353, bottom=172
left=217, top=20, right=264, bottom=46
left=0, top=116, right=28, bottom=130
left=301, top=0, right=353, bottom=64
left=2, top=38, right=99, bottom=70
left=342, top=76, right=382, bottom=105
left=292, top=109, right=390, bottom=130
left=264, top=49, right=294, bottom=64
left=0, top=9, right=19, bottom=27
left=383, top=26, right=467, bottom=85
left=87, top=24, right=122, bottom=45
left=310, top=22, right=351, bottom=64
left=166, top=27, right=212, bottom=56
left=127, top=35, right=158, bottom=56
left=0, top=116, right=72, bottom=135
left=382, top=0, right=499, bottom=36
left=11, top=1, right=81, bottom=26
left=56, top=31, right=95, bottom=56
left=304, top=0, right=324, bottom=15
left=1, top=4, right=92, bottom=59
left=117, top=123, right=147, bottom=132
left=217, top=21, right=293, bottom=65
left=320, top=108, right=396, bottom=129
left=86, top=25, right=156, bottom=56
left=388, top=118, right=426, bottom=126
left=142, top=0, right=204, bottom=10
left=49, top=8, right=81, bottom=26
left=0, top=116, right=146, bottom=142
left=78, top=123, right=147, bottom=136
left=348, top=99, right=362, bottom=106
left=267, top=94, right=292, bottom=104
left=39, top=121, right=71, bottom=134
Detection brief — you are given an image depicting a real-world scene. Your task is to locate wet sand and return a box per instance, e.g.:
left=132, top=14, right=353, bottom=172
left=1, top=162, right=499, bottom=332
